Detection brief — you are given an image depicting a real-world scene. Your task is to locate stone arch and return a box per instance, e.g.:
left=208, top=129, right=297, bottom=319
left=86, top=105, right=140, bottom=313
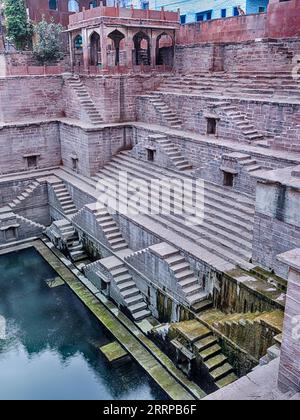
left=89, top=31, right=101, bottom=66
left=73, top=34, right=83, bottom=66
left=156, top=32, right=174, bottom=66
left=49, top=0, right=57, bottom=10
left=89, top=0, right=97, bottom=8
left=108, top=29, right=125, bottom=66
left=68, top=0, right=79, bottom=12
left=133, top=31, right=151, bottom=66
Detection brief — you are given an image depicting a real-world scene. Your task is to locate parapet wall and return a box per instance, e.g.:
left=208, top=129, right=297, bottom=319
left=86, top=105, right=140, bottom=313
left=176, top=1, right=300, bottom=46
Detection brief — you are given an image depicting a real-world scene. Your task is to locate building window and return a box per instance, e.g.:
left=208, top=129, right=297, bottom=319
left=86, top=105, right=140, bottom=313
left=258, top=6, right=266, bottom=13
left=196, top=10, right=212, bottom=22
left=233, top=7, right=239, bottom=16
left=5, top=227, right=17, bottom=241
left=223, top=172, right=234, bottom=187
left=68, top=0, right=79, bottom=12
left=49, top=0, right=58, bottom=11
left=207, top=118, right=217, bottom=135
left=141, top=1, right=149, bottom=10
left=89, top=0, right=97, bottom=8
left=72, top=157, right=78, bottom=172
left=221, top=9, right=227, bottom=18
left=180, top=15, right=186, bottom=24
left=196, top=13, right=204, bottom=22
left=147, top=149, right=155, bottom=162
left=74, top=34, right=83, bottom=50
left=26, top=155, right=38, bottom=169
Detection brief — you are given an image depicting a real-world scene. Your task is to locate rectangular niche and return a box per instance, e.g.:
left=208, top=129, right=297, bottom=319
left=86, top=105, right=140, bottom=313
left=24, top=154, right=40, bottom=170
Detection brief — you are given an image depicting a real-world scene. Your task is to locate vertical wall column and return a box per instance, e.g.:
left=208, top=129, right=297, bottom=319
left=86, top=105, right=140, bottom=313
left=82, top=28, right=89, bottom=72
left=277, top=249, right=300, bottom=393
left=126, top=32, right=133, bottom=69
left=151, top=35, right=156, bottom=68
left=100, top=24, right=108, bottom=70
left=68, top=32, right=74, bottom=71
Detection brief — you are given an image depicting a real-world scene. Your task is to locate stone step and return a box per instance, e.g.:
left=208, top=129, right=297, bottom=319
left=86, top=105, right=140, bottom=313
left=194, top=335, right=218, bottom=352
left=125, top=294, right=144, bottom=307
left=111, top=266, right=128, bottom=277
left=129, top=301, right=148, bottom=314
left=179, top=277, right=198, bottom=288
left=182, top=282, right=202, bottom=297
left=114, top=269, right=132, bottom=284
left=106, top=231, right=123, bottom=241
left=109, top=236, right=126, bottom=246
left=101, top=161, right=253, bottom=224
left=199, top=344, right=222, bottom=361
left=132, top=309, right=151, bottom=321
left=112, top=243, right=128, bottom=251
left=204, top=354, right=228, bottom=372
left=99, top=174, right=253, bottom=263
left=215, top=372, right=238, bottom=389
left=165, top=254, right=185, bottom=266
left=192, top=299, right=213, bottom=313
left=186, top=291, right=207, bottom=305
left=114, top=153, right=254, bottom=209
left=210, top=363, right=233, bottom=381
left=173, top=261, right=192, bottom=274
left=118, top=281, right=136, bottom=292
left=121, top=287, right=140, bottom=299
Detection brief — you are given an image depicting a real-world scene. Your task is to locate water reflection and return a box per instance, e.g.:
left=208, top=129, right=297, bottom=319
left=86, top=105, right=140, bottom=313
left=0, top=247, right=166, bottom=400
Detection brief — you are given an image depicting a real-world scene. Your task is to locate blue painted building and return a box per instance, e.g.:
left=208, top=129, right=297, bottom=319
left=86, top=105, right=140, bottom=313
left=131, top=0, right=269, bottom=24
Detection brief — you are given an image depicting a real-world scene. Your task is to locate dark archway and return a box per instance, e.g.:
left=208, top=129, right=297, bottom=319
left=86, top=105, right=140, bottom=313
left=156, top=33, right=174, bottom=67
left=108, top=30, right=125, bottom=66
left=73, top=34, right=83, bottom=67
left=133, top=31, right=151, bottom=66
left=49, top=0, right=57, bottom=10
left=90, top=32, right=101, bottom=66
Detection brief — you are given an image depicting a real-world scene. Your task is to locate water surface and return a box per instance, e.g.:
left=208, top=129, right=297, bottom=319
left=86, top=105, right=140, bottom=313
left=0, top=247, right=166, bottom=400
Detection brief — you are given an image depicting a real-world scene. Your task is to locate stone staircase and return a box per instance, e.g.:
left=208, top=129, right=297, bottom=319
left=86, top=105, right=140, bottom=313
left=95, top=206, right=129, bottom=252
left=171, top=319, right=238, bottom=389
left=94, top=256, right=151, bottom=321
left=15, top=214, right=46, bottom=231
left=157, top=70, right=300, bottom=100
left=59, top=220, right=88, bottom=262
left=52, top=181, right=78, bottom=217
left=222, top=152, right=267, bottom=174
left=65, top=74, right=103, bottom=125
left=93, top=151, right=255, bottom=268
left=150, top=242, right=207, bottom=307
left=137, top=49, right=150, bottom=65
left=147, top=93, right=182, bottom=128
left=8, top=180, right=41, bottom=210
left=153, top=134, right=192, bottom=171
left=200, top=309, right=284, bottom=361
left=208, top=100, right=270, bottom=146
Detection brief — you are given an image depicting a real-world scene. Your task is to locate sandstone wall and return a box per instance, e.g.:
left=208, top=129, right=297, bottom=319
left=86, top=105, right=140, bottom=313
left=0, top=76, right=65, bottom=123
left=59, top=123, right=133, bottom=177
left=132, top=126, right=298, bottom=196
left=136, top=94, right=300, bottom=152
left=0, top=122, right=61, bottom=174
left=252, top=177, right=300, bottom=279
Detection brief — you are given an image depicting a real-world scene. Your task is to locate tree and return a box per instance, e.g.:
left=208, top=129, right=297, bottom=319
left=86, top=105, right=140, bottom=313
left=33, top=18, right=64, bottom=65
left=3, top=0, right=32, bottom=50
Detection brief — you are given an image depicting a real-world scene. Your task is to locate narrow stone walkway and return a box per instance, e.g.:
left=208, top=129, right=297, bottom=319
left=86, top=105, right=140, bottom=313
left=33, top=239, right=205, bottom=400
left=203, top=358, right=299, bottom=400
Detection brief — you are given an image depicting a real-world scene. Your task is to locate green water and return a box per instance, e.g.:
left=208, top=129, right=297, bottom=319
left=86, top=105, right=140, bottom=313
left=0, top=247, right=167, bottom=400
